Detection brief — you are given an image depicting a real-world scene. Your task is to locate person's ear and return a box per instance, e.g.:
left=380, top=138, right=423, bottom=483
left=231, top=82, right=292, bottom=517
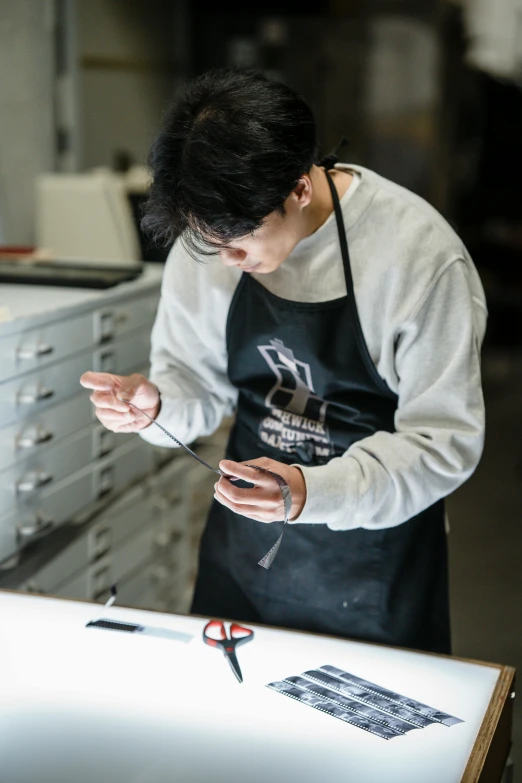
left=291, top=174, right=313, bottom=209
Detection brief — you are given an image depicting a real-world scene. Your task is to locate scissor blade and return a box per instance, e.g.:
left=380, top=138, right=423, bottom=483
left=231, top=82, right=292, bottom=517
left=225, top=651, right=243, bottom=683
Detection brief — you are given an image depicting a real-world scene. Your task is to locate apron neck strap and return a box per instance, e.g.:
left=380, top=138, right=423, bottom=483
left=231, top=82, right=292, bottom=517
left=323, top=169, right=355, bottom=299
left=318, top=135, right=349, bottom=171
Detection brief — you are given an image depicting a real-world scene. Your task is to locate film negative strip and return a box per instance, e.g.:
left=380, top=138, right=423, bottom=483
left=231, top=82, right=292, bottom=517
left=267, top=664, right=463, bottom=739
left=301, top=670, right=435, bottom=728
left=267, top=681, right=402, bottom=740
left=317, top=665, right=463, bottom=727
left=282, top=676, right=419, bottom=735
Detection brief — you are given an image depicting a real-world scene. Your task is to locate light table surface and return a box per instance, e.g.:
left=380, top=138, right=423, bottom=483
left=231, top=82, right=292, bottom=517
left=0, top=591, right=514, bottom=783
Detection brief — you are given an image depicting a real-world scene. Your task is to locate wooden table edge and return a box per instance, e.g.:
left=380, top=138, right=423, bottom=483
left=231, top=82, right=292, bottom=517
left=461, top=664, right=515, bottom=783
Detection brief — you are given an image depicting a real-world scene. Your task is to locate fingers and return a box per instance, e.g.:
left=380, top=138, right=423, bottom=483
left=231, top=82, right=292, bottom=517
left=214, top=476, right=283, bottom=520
left=81, top=372, right=131, bottom=413
left=95, top=408, right=134, bottom=425
left=81, top=370, right=159, bottom=436
left=214, top=457, right=305, bottom=522
left=219, top=460, right=272, bottom=485
left=215, top=476, right=256, bottom=505
left=214, top=483, right=280, bottom=523
left=80, top=371, right=120, bottom=392
left=216, top=459, right=283, bottom=512
left=80, top=372, right=144, bottom=401
left=95, top=407, right=136, bottom=432
left=90, top=390, right=130, bottom=412
left=94, top=405, right=154, bottom=433
left=113, top=422, right=141, bottom=434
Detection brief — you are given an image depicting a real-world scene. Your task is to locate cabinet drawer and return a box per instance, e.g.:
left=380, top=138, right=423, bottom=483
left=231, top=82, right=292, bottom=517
left=0, top=311, right=95, bottom=384
left=116, top=553, right=188, bottom=612
left=23, top=524, right=109, bottom=595
left=167, top=584, right=194, bottom=615
left=0, top=333, right=151, bottom=428
left=93, top=438, right=154, bottom=501
left=117, top=564, right=157, bottom=609
left=0, top=510, right=18, bottom=565
left=0, top=423, right=127, bottom=517
left=95, top=330, right=151, bottom=378
left=149, top=559, right=193, bottom=603
left=0, top=393, right=94, bottom=473
left=110, top=526, right=156, bottom=583
left=13, top=464, right=97, bottom=540
left=21, top=485, right=151, bottom=594
left=94, top=293, right=158, bottom=342
left=89, top=485, right=152, bottom=551
left=0, top=353, right=93, bottom=429
left=53, top=555, right=114, bottom=601
left=54, top=526, right=157, bottom=602
left=0, top=293, right=158, bottom=386
left=147, top=456, right=214, bottom=541
left=9, top=438, right=154, bottom=545
left=147, top=455, right=192, bottom=505
left=52, top=545, right=192, bottom=607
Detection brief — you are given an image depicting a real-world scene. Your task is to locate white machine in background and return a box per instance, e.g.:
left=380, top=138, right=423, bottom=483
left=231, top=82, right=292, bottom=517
left=35, top=169, right=142, bottom=266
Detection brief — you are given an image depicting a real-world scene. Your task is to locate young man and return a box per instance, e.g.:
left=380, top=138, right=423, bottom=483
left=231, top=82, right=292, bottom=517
left=81, top=68, right=487, bottom=654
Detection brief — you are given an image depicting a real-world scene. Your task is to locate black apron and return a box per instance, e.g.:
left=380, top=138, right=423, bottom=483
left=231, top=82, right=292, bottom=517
left=191, top=170, right=450, bottom=654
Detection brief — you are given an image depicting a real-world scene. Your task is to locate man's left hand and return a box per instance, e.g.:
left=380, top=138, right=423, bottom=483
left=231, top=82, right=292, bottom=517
left=215, top=457, right=307, bottom=523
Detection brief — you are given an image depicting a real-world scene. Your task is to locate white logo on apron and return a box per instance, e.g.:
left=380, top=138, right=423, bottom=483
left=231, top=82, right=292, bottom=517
left=257, top=338, right=334, bottom=459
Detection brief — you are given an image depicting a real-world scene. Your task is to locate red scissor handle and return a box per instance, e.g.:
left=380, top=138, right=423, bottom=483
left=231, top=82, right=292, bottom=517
left=203, top=620, right=254, bottom=649
left=229, top=623, right=254, bottom=649
left=230, top=623, right=254, bottom=640
left=203, top=620, right=227, bottom=647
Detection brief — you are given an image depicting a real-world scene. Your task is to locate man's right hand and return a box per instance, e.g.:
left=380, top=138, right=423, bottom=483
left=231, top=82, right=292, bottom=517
left=80, top=372, right=160, bottom=433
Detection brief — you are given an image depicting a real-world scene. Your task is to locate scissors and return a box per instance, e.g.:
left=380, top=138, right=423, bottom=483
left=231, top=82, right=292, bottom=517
left=203, top=620, right=254, bottom=683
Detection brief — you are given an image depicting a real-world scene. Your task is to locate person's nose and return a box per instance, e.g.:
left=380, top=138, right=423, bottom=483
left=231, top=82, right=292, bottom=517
left=220, top=247, right=247, bottom=266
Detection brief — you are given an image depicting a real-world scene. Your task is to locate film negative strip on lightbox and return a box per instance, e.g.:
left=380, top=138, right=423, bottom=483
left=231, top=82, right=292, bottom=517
left=267, top=664, right=463, bottom=740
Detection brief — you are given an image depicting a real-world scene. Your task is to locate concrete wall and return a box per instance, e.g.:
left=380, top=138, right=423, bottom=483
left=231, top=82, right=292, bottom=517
left=0, top=0, right=186, bottom=242
left=0, top=0, right=55, bottom=244
left=77, top=0, right=182, bottom=169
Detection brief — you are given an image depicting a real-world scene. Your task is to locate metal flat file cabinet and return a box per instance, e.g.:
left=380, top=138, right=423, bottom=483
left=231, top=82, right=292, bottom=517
left=0, top=264, right=229, bottom=613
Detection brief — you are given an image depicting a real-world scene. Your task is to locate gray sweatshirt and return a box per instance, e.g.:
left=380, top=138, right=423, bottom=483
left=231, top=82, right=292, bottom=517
left=140, top=164, right=487, bottom=531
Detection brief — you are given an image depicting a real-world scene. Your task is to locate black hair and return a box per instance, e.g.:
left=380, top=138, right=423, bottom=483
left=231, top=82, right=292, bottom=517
left=141, top=68, right=318, bottom=257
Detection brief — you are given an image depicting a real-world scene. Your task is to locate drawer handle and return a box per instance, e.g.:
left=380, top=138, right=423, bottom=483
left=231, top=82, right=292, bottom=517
left=99, top=351, right=115, bottom=373
left=18, top=386, right=55, bottom=404
left=153, top=531, right=171, bottom=548
left=92, top=526, right=111, bottom=557
left=98, top=467, right=114, bottom=497
left=97, top=430, right=116, bottom=457
left=93, top=565, right=110, bottom=582
left=17, top=429, right=54, bottom=449
left=24, top=581, right=45, bottom=595
left=17, top=344, right=54, bottom=360
left=18, top=513, right=54, bottom=537
left=98, top=312, right=114, bottom=343
left=92, top=565, right=112, bottom=599
left=17, top=471, right=54, bottom=493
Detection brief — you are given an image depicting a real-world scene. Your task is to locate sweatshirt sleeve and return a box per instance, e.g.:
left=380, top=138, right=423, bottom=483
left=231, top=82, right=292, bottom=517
left=139, top=244, right=239, bottom=448
left=294, top=258, right=487, bottom=530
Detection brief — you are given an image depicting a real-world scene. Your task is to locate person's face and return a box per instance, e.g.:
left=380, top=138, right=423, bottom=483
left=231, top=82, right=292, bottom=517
left=215, top=176, right=312, bottom=274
